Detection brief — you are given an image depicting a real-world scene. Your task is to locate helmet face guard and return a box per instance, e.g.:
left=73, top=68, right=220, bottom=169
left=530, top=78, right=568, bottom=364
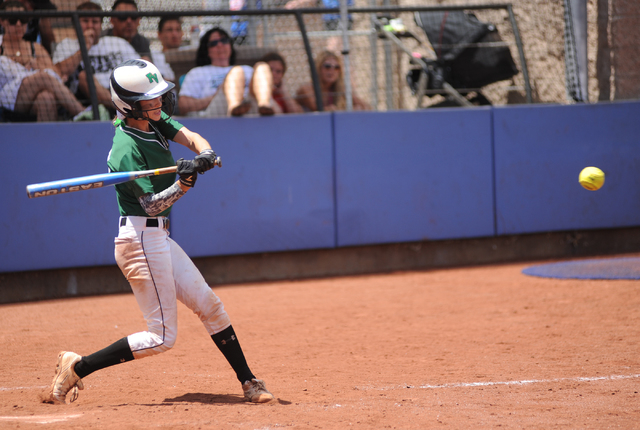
left=127, top=90, right=176, bottom=119
left=110, top=59, right=176, bottom=121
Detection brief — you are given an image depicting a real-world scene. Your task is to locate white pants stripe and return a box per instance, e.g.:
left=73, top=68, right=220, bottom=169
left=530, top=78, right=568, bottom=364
left=115, top=216, right=231, bottom=360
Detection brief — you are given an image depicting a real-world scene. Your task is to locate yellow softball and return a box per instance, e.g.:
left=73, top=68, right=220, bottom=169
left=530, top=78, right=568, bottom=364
left=578, top=166, right=605, bottom=191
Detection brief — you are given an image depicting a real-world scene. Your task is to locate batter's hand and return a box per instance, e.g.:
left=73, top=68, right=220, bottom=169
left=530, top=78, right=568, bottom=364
left=177, top=158, right=198, bottom=188
left=194, top=149, right=218, bottom=174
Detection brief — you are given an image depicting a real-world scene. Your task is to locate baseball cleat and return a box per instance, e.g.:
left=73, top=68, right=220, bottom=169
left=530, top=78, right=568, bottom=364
left=242, top=378, right=274, bottom=403
left=44, top=351, right=84, bottom=404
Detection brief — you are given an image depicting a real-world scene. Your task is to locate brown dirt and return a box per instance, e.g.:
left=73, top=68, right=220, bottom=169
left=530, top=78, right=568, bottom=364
left=1, top=258, right=639, bottom=429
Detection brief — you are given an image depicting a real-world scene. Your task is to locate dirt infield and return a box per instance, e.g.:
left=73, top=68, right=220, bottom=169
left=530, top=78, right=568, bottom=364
left=1, top=257, right=639, bottom=429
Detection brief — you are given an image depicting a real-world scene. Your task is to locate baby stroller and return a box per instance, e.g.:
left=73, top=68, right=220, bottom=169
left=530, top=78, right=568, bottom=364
left=406, top=10, right=519, bottom=107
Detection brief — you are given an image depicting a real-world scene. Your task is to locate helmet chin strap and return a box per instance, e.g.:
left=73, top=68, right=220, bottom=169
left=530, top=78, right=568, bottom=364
left=147, top=119, right=170, bottom=149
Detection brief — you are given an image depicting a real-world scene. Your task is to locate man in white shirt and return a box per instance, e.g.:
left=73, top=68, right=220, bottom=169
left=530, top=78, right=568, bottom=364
left=52, top=1, right=138, bottom=107
left=103, top=0, right=152, bottom=61
left=152, top=15, right=183, bottom=83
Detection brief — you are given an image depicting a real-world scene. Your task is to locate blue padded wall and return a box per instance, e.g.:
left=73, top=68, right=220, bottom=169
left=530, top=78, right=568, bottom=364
left=0, top=122, right=120, bottom=272
left=3, top=101, right=640, bottom=274
left=334, top=109, right=495, bottom=246
left=170, top=114, right=336, bottom=257
left=493, top=101, right=640, bottom=235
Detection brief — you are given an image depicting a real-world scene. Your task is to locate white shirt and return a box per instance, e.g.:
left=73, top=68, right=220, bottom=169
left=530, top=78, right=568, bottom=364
left=0, top=56, right=62, bottom=110
left=52, top=36, right=139, bottom=90
left=179, top=64, right=253, bottom=99
left=151, top=50, right=175, bottom=82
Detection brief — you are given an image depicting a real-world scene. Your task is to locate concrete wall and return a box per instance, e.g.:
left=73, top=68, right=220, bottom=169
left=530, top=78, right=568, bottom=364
left=1, top=100, right=639, bottom=275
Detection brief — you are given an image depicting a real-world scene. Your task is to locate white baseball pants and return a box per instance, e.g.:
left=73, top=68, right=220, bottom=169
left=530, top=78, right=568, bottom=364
left=114, top=216, right=231, bottom=360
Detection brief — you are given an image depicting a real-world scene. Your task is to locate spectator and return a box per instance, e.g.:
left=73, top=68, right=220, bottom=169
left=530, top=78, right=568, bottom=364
left=18, top=0, right=57, bottom=55
left=296, top=50, right=370, bottom=112
left=260, top=51, right=302, bottom=114
left=103, top=0, right=151, bottom=61
left=152, top=15, right=183, bottom=82
left=178, top=27, right=276, bottom=117
left=53, top=1, right=138, bottom=110
left=0, top=1, right=83, bottom=121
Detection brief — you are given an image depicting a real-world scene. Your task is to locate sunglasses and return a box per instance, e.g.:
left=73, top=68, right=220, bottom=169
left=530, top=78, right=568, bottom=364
left=7, top=18, right=29, bottom=25
left=208, top=37, right=231, bottom=48
left=115, top=15, right=137, bottom=22
left=322, top=63, right=340, bottom=70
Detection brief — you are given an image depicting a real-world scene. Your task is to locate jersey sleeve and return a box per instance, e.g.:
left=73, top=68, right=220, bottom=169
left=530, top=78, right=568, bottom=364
left=157, top=112, right=184, bottom=140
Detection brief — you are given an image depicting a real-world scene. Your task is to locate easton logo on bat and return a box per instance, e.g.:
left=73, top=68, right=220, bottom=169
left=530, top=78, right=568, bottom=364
left=32, top=182, right=105, bottom=197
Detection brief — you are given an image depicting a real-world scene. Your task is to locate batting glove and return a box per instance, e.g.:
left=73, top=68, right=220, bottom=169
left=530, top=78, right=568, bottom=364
left=177, top=158, right=198, bottom=188
left=194, top=149, right=218, bottom=174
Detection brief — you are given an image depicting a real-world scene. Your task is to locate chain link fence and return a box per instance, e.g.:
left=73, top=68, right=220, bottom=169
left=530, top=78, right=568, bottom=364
left=0, top=0, right=613, bottom=122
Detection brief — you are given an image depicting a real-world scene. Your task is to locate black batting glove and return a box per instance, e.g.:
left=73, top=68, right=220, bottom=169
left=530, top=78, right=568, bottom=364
left=177, top=158, right=198, bottom=188
left=194, top=149, right=218, bottom=174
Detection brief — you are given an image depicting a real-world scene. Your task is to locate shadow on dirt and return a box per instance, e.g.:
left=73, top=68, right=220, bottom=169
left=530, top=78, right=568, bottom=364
left=162, top=393, right=291, bottom=405
left=163, top=393, right=244, bottom=404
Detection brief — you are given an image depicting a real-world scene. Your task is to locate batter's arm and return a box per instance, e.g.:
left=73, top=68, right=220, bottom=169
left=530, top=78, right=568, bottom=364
left=173, top=127, right=219, bottom=174
left=173, top=126, right=212, bottom=154
left=138, top=182, right=186, bottom=216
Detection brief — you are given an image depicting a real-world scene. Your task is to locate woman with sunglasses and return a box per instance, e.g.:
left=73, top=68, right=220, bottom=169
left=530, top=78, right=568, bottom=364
left=178, top=27, right=276, bottom=117
left=0, top=1, right=84, bottom=121
left=296, top=50, right=370, bottom=112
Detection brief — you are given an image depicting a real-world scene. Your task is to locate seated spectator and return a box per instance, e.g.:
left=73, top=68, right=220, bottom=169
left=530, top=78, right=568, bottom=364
left=19, top=0, right=57, bottom=55
left=178, top=27, right=276, bottom=117
left=152, top=15, right=183, bottom=82
left=296, top=50, right=370, bottom=112
left=0, top=1, right=83, bottom=121
left=103, top=0, right=151, bottom=61
left=260, top=51, right=303, bottom=114
left=53, top=1, right=139, bottom=109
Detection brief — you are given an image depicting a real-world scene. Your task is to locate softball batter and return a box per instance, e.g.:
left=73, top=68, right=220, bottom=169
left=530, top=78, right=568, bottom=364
left=44, top=59, right=274, bottom=404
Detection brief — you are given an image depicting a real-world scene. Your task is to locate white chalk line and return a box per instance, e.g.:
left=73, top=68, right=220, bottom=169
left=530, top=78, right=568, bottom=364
left=0, top=414, right=83, bottom=424
left=357, top=373, right=640, bottom=391
left=0, top=385, right=84, bottom=423
left=0, top=385, right=48, bottom=391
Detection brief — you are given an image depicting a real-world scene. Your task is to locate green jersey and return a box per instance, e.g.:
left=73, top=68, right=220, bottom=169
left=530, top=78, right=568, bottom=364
left=107, top=112, right=184, bottom=217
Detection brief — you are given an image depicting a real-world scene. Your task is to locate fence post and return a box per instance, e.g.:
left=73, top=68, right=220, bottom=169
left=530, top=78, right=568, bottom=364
left=295, top=10, right=324, bottom=111
left=72, top=12, right=100, bottom=120
left=369, top=0, right=378, bottom=110
left=340, top=0, right=353, bottom=110
left=507, top=4, right=532, bottom=103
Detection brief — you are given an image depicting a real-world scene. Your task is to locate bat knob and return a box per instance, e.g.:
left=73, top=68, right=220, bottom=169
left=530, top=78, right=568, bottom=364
left=215, top=156, right=222, bottom=168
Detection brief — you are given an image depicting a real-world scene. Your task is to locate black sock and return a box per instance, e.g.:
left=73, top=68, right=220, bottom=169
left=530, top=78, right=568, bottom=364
left=74, top=337, right=135, bottom=379
left=211, top=325, right=255, bottom=383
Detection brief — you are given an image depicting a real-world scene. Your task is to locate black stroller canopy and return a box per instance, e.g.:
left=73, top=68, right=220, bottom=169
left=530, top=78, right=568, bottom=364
left=415, top=11, right=492, bottom=62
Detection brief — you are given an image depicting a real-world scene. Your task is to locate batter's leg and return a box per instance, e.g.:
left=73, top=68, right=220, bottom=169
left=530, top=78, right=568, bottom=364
left=169, top=238, right=255, bottom=383
left=117, top=227, right=179, bottom=359
left=73, top=226, right=181, bottom=380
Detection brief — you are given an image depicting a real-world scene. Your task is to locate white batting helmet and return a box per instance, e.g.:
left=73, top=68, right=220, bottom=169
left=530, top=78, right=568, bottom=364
left=110, top=59, right=175, bottom=120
